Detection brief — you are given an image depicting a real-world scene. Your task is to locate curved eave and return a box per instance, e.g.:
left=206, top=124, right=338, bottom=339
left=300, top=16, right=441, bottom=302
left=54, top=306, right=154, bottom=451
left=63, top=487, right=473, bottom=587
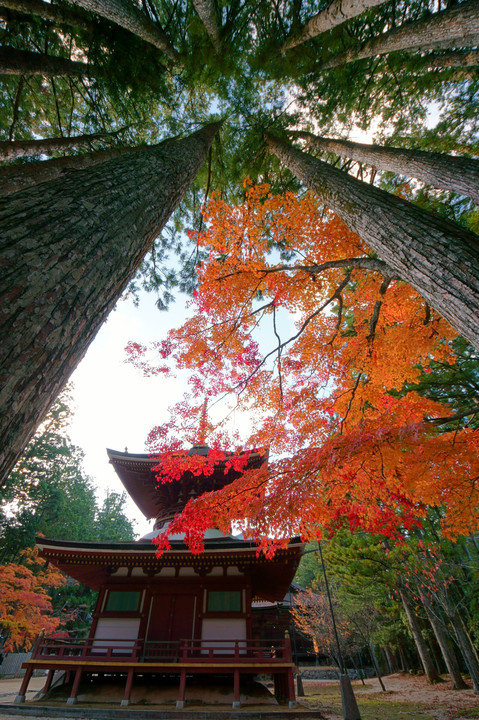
left=107, top=447, right=268, bottom=521
left=36, top=535, right=304, bottom=600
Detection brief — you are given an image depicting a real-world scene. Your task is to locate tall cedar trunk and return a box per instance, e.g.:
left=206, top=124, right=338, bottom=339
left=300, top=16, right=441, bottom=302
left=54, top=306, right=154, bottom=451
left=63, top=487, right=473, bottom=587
left=0, top=122, right=219, bottom=487
left=398, top=645, right=408, bottom=671
left=417, top=49, right=479, bottom=69
left=0, top=145, right=143, bottom=196
left=1, top=0, right=94, bottom=31
left=417, top=67, right=478, bottom=82
left=400, top=591, right=442, bottom=684
left=321, top=0, right=479, bottom=69
left=449, top=612, right=479, bottom=693
left=419, top=592, right=468, bottom=689
left=369, top=643, right=387, bottom=690
left=266, top=133, right=479, bottom=350
left=282, top=0, right=388, bottom=52
left=192, top=0, right=221, bottom=52
left=290, top=131, right=479, bottom=203
left=383, top=646, right=395, bottom=674
left=0, top=46, right=96, bottom=76
left=0, top=132, right=113, bottom=162
left=67, top=0, right=180, bottom=62
left=392, top=136, right=479, bottom=156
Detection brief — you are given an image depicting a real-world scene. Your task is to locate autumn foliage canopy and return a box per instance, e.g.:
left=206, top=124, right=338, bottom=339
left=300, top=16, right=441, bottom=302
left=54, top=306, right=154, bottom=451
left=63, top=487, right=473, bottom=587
left=127, top=183, right=479, bottom=553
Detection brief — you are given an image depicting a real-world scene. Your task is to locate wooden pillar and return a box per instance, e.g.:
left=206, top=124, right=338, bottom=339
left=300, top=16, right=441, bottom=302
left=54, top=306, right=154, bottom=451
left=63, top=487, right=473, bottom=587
left=67, top=667, right=82, bottom=705
left=232, top=669, right=241, bottom=709
left=176, top=668, right=187, bottom=709
left=121, top=669, right=134, bottom=706
left=39, top=669, right=55, bottom=698
left=287, top=669, right=297, bottom=709
left=14, top=664, right=33, bottom=703
left=273, top=673, right=284, bottom=703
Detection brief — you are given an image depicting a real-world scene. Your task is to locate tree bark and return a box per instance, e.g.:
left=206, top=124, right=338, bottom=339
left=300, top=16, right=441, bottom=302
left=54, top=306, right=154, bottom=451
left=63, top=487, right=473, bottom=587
left=266, top=133, right=479, bottom=350
left=369, top=643, right=387, bottom=690
left=0, top=145, right=142, bottom=196
left=417, top=49, right=479, bottom=69
left=420, top=593, right=468, bottom=690
left=290, top=131, right=479, bottom=203
left=0, top=0, right=94, bottom=31
left=282, top=0, right=388, bottom=53
left=0, top=122, right=220, bottom=487
left=321, top=0, right=479, bottom=69
left=399, top=591, right=442, bottom=684
left=398, top=644, right=408, bottom=672
left=192, top=0, right=221, bottom=52
left=67, top=0, right=180, bottom=62
left=0, top=46, right=96, bottom=76
left=449, top=611, right=479, bottom=693
left=383, top=646, right=396, bottom=674
left=0, top=132, right=115, bottom=162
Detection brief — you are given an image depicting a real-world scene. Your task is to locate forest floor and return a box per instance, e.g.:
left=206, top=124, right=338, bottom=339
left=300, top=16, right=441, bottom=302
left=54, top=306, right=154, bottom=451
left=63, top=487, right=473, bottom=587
left=301, top=672, right=479, bottom=720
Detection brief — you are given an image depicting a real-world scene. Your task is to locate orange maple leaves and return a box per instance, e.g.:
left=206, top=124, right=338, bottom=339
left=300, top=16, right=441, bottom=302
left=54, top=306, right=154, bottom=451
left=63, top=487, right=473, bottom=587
left=127, top=182, right=479, bottom=550
left=0, top=548, right=65, bottom=652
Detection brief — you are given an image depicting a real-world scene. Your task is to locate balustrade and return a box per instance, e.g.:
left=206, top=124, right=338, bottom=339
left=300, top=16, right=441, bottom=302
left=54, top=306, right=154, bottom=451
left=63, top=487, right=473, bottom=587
left=32, top=635, right=291, bottom=664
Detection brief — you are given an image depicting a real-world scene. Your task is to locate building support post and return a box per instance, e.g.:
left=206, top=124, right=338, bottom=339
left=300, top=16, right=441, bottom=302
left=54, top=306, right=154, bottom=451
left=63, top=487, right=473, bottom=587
left=39, top=669, right=55, bottom=698
left=121, top=669, right=134, bottom=706
left=287, top=669, right=297, bottom=709
left=14, top=665, right=33, bottom=703
left=176, top=668, right=187, bottom=709
left=67, top=668, right=82, bottom=705
left=232, top=669, right=241, bottom=709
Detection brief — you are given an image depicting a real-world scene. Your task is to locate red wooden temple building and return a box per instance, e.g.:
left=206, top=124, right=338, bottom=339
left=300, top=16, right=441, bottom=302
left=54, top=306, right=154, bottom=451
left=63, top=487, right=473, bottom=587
left=17, top=445, right=305, bottom=710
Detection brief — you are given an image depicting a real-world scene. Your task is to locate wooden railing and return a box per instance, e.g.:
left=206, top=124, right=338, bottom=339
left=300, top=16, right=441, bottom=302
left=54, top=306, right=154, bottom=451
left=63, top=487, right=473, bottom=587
left=179, top=638, right=291, bottom=662
left=32, top=636, right=292, bottom=664
left=33, top=637, right=143, bottom=661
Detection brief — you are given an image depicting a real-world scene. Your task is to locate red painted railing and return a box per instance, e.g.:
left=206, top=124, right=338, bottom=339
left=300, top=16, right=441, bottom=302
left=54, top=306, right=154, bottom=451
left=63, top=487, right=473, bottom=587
left=34, top=637, right=143, bottom=661
left=33, top=636, right=292, bottom=664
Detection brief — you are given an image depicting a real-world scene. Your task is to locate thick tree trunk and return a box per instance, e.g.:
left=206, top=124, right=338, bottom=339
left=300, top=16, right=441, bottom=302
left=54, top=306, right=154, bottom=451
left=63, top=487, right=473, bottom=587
left=399, top=591, right=442, bottom=684
left=0, top=122, right=219, bottom=487
left=290, top=131, right=479, bottom=203
left=417, top=49, right=479, bottom=69
left=422, top=67, right=479, bottom=82
left=0, top=145, right=141, bottom=196
left=449, top=612, right=479, bottom=693
left=369, top=643, right=387, bottom=690
left=0, top=0, right=93, bottom=31
left=321, top=0, right=479, bottom=69
left=0, top=46, right=96, bottom=76
left=398, top=644, right=408, bottom=672
left=67, top=0, right=180, bottom=62
left=383, top=646, right=397, bottom=674
left=282, top=0, right=388, bottom=52
left=192, top=0, right=221, bottom=52
left=0, top=132, right=114, bottom=162
left=266, top=133, right=479, bottom=350
left=420, top=593, right=468, bottom=689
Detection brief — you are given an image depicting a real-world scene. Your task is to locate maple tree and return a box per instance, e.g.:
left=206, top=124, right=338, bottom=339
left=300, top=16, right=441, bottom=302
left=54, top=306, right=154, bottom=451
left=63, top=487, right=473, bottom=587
left=127, top=183, right=479, bottom=553
left=292, top=588, right=356, bottom=667
left=0, top=547, right=65, bottom=652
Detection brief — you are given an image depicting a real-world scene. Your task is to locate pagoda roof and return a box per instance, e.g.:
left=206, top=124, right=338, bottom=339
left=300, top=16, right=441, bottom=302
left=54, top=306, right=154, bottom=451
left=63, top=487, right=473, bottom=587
left=37, top=535, right=304, bottom=603
left=107, top=448, right=267, bottom=523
